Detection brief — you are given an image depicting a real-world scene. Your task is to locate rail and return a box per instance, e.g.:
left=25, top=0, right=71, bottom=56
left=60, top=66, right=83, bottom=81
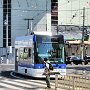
left=55, top=74, right=90, bottom=90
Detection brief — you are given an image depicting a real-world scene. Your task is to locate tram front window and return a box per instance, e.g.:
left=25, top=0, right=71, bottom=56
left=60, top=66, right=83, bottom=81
left=37, top=43, right=64, bottom=64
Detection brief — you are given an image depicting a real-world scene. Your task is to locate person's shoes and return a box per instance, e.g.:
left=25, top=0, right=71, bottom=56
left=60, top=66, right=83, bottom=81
left=45, top=87, right=51, bottom=89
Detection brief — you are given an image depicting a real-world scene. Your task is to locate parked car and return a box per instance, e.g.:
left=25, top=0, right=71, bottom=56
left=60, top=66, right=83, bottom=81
left=66, top=56, right=88, bottom=65
left=85, top=56, right=90, bottom=62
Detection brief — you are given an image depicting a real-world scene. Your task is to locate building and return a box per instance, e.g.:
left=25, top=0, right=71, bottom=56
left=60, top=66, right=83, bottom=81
left=0, top=0, right=90, bottom=57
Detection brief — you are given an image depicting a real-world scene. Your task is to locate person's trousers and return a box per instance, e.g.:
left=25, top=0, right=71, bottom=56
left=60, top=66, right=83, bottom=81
left=46, top=74, right=50, bottom=88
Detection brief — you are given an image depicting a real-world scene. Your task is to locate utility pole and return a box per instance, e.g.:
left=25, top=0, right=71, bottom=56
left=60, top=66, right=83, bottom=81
left=46, top=0, right=47, bottom=31
left=81, top=7, right=85, bottom=60
left=24, top=18, right=34, bottom=35
left=6, top=0, right=9, bottom=64
left=57, top=26, right=58, bottom=35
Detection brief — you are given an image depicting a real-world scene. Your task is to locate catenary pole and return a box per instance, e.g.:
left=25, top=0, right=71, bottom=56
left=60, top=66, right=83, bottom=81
left=6, top=0, right=9, bottom=64
left=24, top=18, right=34, bottom=35
left=81, top=7, right=85, bottom=60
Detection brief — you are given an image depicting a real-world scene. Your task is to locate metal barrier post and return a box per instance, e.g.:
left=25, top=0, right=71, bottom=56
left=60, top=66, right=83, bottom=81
left=73, top=76, right=75, bottom=90
left=55, top=74, right=58, bottom=90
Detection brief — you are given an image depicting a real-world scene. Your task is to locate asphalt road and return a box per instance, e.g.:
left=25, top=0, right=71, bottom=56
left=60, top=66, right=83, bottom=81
left=0, top=64, right=90, bottom=90
left=0, top=64, right=90, bottom=75
left=0, top=70, right=63, bottom=90
left=66, top=64, right=90, bottom=76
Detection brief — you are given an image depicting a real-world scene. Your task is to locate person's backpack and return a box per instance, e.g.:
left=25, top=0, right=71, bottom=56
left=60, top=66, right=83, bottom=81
left=49, top=63, right=53, bottom=70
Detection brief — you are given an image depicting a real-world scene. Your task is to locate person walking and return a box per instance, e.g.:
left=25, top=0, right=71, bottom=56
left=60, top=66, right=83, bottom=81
left=84, top=54, right=88, bottom=64
left=84, top=54, right=87, bottom=61
left=43, top=58, right=51, bottom=89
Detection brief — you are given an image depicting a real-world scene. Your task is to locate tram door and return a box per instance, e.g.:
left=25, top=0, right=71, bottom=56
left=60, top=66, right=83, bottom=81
left=15, top=49, right=18, bottom=71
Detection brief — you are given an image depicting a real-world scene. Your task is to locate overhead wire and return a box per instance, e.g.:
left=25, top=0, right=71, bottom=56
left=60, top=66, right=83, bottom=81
left=0, top=0, right=2, bottom=7
left=25, top=0, right=29, bottom=7
left=0, top=0, right=90, bottom=29
left=17, top=0, right=20, bottom=7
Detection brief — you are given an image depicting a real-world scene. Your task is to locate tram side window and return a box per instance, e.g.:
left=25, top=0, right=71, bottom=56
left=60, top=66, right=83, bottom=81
left=23, top=48, right=31, bottom=59
left=19, top=48, right=24, bottom=60
left=19, top=48, right=31, bottom=61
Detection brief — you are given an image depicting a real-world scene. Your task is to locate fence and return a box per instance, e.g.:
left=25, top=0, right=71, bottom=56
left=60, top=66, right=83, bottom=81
left=55, top=74, right=90, bottom=90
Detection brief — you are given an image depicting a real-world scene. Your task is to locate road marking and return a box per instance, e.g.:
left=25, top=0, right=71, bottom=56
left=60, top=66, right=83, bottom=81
left=15, top=79, right=55, bottom=87
left=0, top=71, right=65, bottom=90
left=0, top=77, right=66, bottom=90
left=10, top=72, right=24, bottom=79
left=0, top=82, right=24, bottom=90
left=10, top=72, right=55, bottom=87
left=1, top=80, right=34, bottom=88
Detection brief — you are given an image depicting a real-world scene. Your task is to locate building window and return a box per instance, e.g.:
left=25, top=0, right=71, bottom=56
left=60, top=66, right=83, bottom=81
left=3, top=0, right=11, bottom=47
left=51, top=0, right=58, bottom=26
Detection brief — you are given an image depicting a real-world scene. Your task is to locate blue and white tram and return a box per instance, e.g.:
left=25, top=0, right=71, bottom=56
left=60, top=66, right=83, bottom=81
left=15, top=32, right=66, bottom=78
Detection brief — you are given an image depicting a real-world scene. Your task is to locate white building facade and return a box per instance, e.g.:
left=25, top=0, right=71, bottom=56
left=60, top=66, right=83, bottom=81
left=0, top=0, right=90, bottom=58
left=58, top=0, right=90, bottom=26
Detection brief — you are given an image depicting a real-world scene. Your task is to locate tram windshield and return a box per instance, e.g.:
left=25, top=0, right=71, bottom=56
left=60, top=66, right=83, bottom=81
left=36, top=35, right=65, bottom=64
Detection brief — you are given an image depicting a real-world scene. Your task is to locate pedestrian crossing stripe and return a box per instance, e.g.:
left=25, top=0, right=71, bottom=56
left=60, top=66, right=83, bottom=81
left=0, top=82, right=24, bottom=90
left=0, top=79, right=56, bottom=90
left=1, top=80, right=33, bottom=88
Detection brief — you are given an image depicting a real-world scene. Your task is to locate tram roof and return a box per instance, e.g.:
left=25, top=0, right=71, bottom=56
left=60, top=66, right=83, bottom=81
left=34, top=31, right=52, bottom=36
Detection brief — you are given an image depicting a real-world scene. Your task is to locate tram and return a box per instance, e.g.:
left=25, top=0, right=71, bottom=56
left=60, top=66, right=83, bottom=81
left=15, top=32, right=66, bottom=78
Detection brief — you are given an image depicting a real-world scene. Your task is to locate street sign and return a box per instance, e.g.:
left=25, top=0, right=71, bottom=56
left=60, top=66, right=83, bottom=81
left=7, top=46, right=12, bottom=53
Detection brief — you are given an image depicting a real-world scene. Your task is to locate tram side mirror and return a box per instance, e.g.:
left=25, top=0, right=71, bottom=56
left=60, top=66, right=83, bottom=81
left=30, top=32, right=34, bottom=35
